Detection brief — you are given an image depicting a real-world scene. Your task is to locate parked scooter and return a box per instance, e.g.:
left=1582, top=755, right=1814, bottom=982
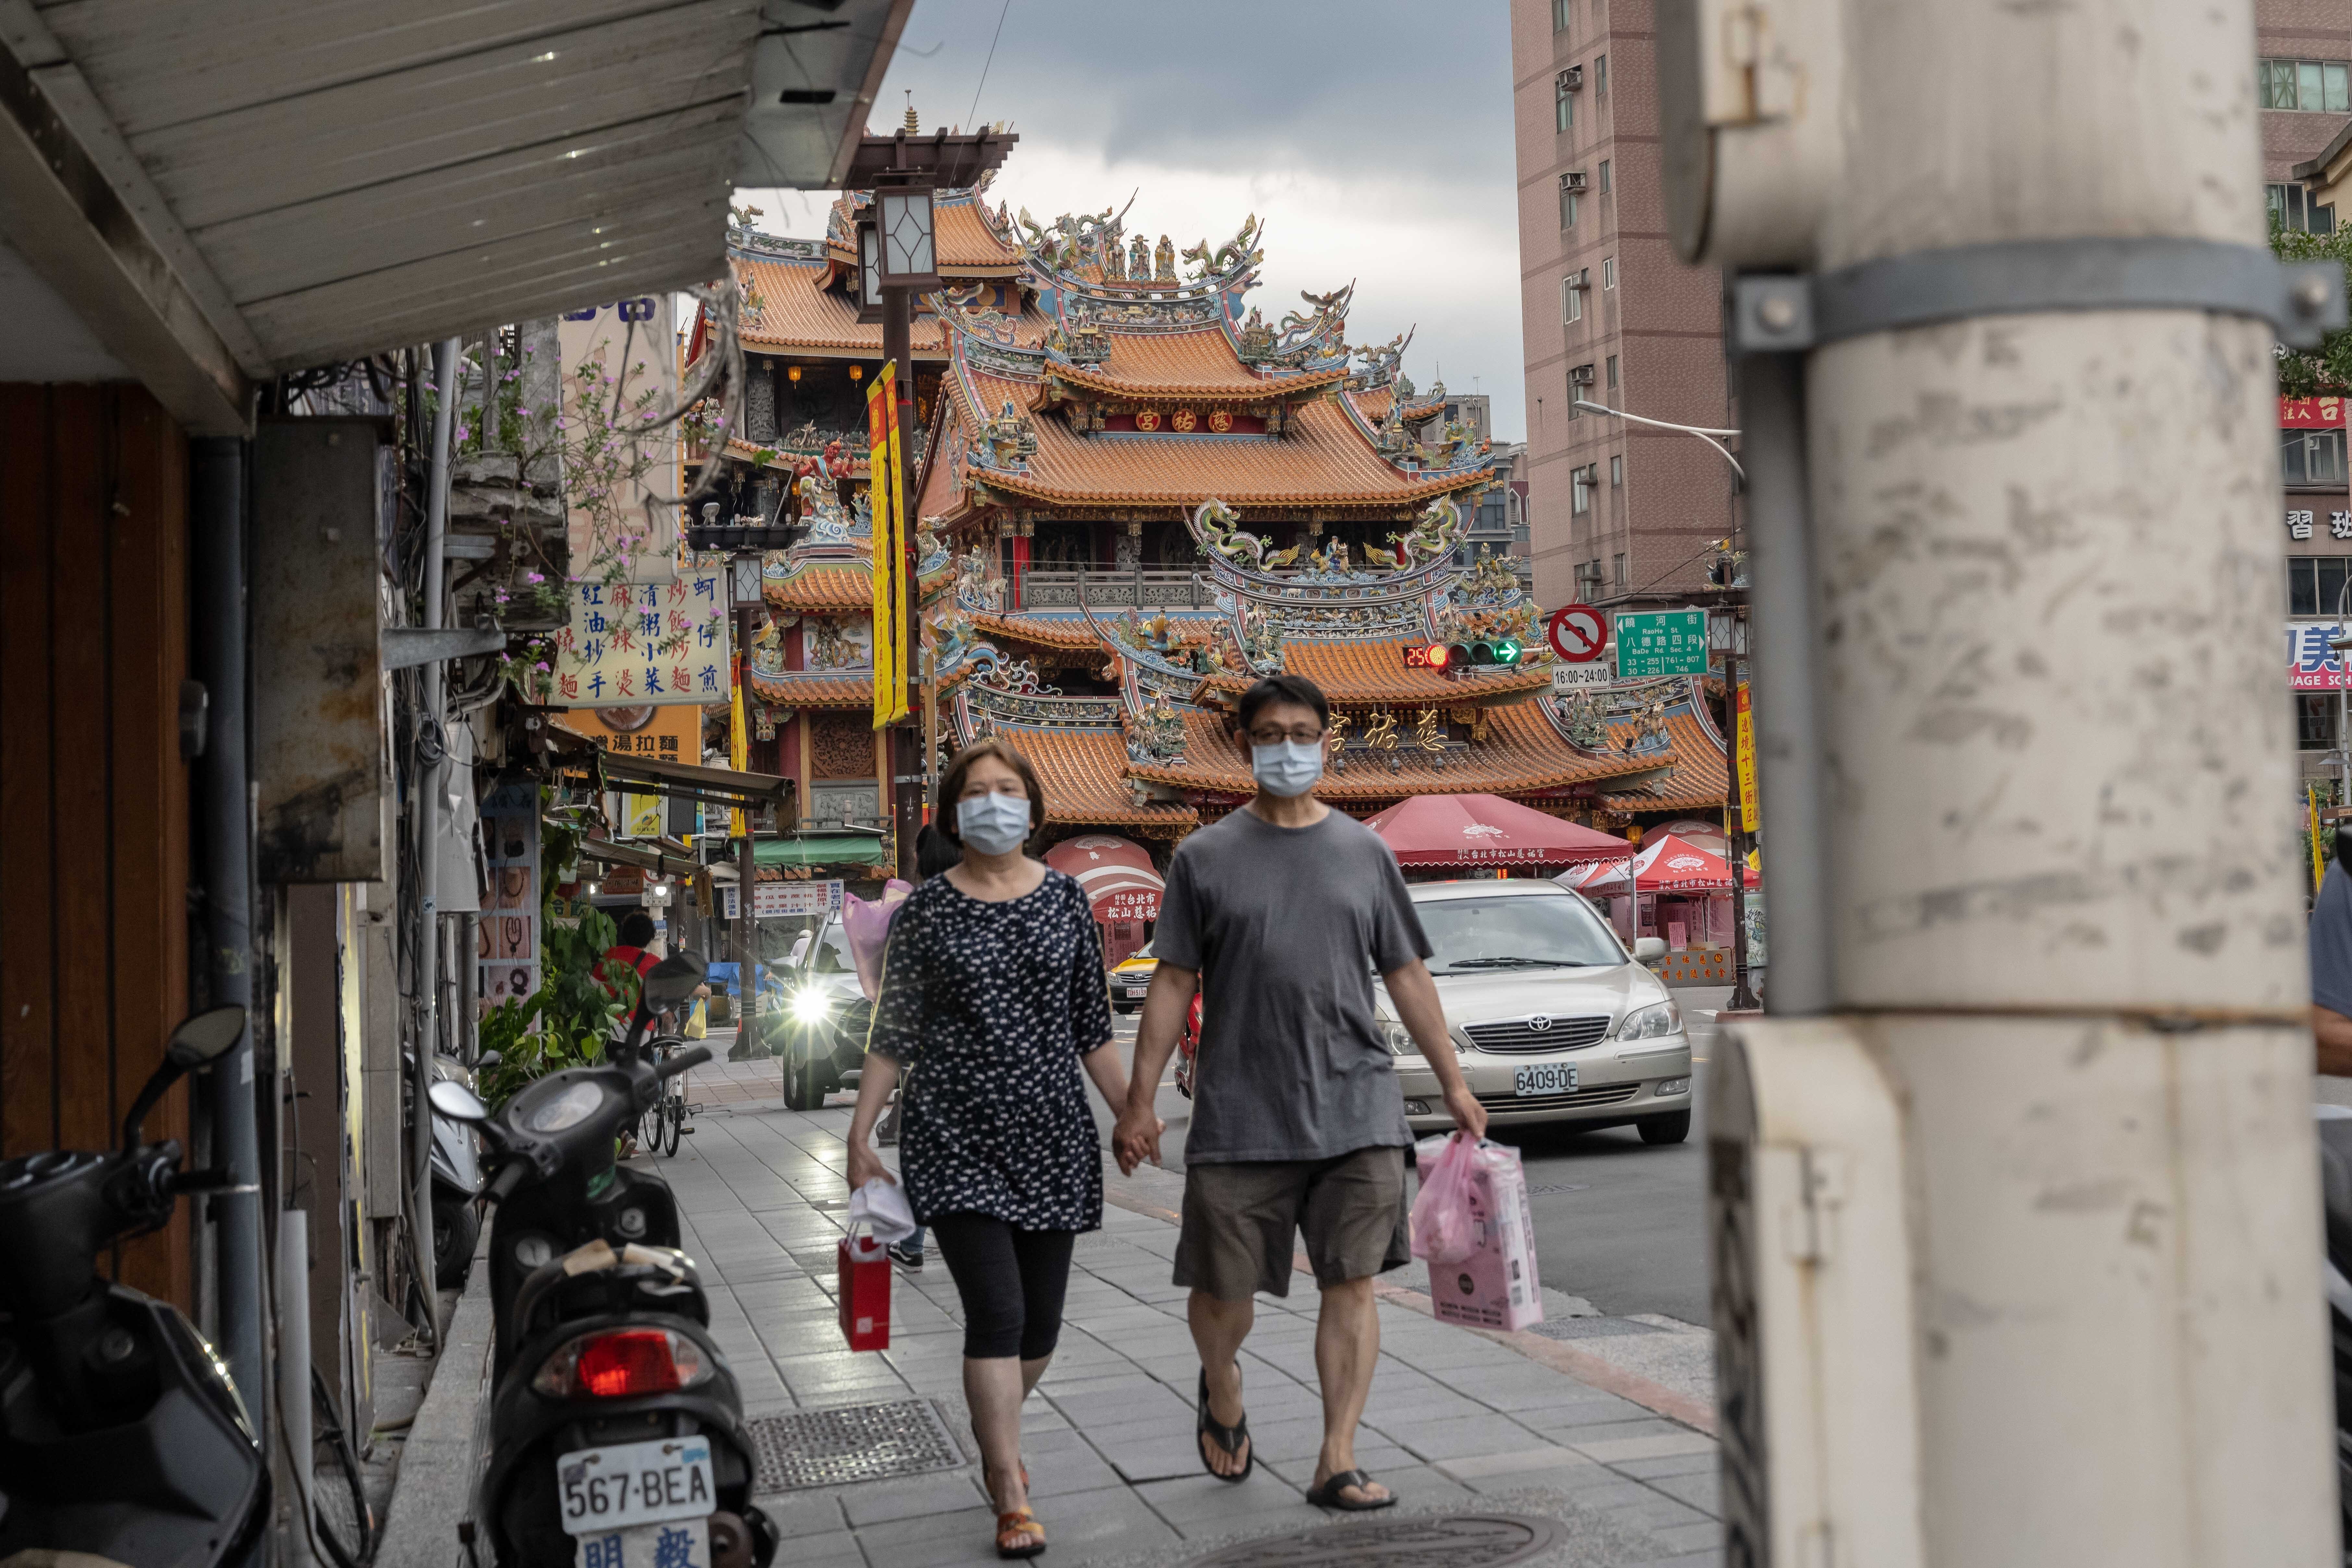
left=0, top=1006, right=267, bottom=1566
left=408, top=1049, right=489, bottom=1288
left=436, top=952, right=776, bottom=1568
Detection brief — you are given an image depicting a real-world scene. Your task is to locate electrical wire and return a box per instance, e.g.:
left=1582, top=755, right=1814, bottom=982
left=965, top=0, right=1013, bottom=132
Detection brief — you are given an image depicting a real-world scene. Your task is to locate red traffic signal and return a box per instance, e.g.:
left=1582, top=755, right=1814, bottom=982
left=1404, top=643, right=1451, bottom=669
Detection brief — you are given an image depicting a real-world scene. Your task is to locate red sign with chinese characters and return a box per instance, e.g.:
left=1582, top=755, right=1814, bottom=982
left=2282, top=395, right=2348, bottom=428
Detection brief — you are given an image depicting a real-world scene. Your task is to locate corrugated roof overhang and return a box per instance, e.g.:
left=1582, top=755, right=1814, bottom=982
left=0, top=0, right=910, bottom=434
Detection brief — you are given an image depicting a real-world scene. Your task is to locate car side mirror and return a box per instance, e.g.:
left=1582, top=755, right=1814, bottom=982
left=428, top=1080, right=491, bottom=1123
left=1633, top=937, right=1667, bottom=964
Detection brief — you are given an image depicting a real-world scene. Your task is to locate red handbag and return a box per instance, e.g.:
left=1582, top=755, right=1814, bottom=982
left=837, top=1226, right=892, bottom=1351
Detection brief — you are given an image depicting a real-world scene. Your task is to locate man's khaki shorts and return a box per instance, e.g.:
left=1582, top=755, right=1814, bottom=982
left=1173, top=1145, right=1410, bottom=1300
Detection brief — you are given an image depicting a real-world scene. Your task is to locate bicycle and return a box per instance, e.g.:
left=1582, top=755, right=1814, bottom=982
left=639, top=1035, right=690, bottom=1158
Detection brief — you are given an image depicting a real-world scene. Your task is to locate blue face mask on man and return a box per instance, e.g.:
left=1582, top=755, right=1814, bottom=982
left=1250, top=739, right=1325, bottom=798
left=956, top=791, right=1032, bottom=855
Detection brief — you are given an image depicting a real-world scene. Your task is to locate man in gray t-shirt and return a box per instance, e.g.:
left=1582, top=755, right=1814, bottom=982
left=1114, top=674, right=1484, bottom=1513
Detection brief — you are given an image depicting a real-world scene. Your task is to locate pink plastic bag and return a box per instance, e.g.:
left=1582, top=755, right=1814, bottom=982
left=1410, top=1133, right=1483, bottom=1264
left=841, top=878, right=912, bottom=1001
left=1414, top=1134, right=1545, bottom=1330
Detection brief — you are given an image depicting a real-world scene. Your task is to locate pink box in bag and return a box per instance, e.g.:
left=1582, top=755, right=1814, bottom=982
left=1415, top=1138, right=1545, bottom=1331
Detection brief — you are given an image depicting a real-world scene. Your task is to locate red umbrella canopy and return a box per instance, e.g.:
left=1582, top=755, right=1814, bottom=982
left=1361, top=793, right=1630, bottom=867
left=1564, top=833, right=1752, bottom=894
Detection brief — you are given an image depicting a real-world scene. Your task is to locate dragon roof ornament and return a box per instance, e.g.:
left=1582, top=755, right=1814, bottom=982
left=1346, top=327, right=1415, bottom=389
left=1186, top=495, right=1468, bottom=606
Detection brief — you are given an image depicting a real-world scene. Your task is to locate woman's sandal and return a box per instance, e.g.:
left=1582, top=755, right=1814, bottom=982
left=1306, top=1469, right=1396, bottom=1512
left=994, top=1505, right=1046, bottom=1559
left=1196, top=1365, right=1253, bottom=1483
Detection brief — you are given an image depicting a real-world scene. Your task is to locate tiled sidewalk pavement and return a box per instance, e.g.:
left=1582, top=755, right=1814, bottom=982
left=657, top=1059, right=1722, bottom=1567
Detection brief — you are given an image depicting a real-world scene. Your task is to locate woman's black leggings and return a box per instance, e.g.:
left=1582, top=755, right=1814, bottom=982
left=927, top=1212, right=1075, bottom=1361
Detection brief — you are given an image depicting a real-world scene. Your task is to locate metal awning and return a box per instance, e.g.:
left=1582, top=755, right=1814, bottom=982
left=577, top=838, right=703, bottom=879
left=0, top=0, right=911, bottom=434
left=756, top=832, right=887, bottom=868
left=548, top=730, right=794, bottom=816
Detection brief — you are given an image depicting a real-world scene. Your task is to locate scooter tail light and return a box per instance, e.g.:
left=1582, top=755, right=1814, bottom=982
left=532, top=1329, right=709, bottom=1399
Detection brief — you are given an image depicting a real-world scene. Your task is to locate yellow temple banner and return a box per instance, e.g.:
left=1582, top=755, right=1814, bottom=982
left=866, top=372, right=900, bottom=728
left=1734, top=680, right=1759, bottom=833
left=729, top=651, right=749, bottom=839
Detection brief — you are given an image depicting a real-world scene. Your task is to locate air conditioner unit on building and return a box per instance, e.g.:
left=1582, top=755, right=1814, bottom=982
left=1561, top=64, right=1584, bottom=91
left=1571, top=364, right=1596, bottom=386
left=1561, top=170, right=1588, bottom=192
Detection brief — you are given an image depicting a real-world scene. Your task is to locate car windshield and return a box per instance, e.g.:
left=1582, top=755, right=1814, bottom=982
left=1413, top=892, right=1626, bottom=974
left=798, top=919, right=855, bottom=975
left=1130, top=940, right=1155, bottom=961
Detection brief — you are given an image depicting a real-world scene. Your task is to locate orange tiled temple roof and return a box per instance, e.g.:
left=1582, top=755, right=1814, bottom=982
left=948, top=372, right=1485, bottom=509
left=993, top=725, right=1199, bottom=828
left=1044, top=328, right=1334, bottom=399
left=1191, top=640, right=1552, bottom=705
left=747, top=670, right=871, bottom=707
left=1597, top=708, right=1726, bottom=813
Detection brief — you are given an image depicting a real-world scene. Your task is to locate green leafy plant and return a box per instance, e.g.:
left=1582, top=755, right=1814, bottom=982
left=475, top=902, right=628, bottom=1109
left=2272, top=215, right=2352, bottom=397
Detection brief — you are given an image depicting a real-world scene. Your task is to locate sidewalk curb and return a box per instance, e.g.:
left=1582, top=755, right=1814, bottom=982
left=373, top=1265, right=495, bottom=1568
left=1099, top=1184, right=1718, bottom=1439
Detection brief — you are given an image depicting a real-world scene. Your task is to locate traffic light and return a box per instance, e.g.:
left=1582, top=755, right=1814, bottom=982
left=1406, top=640, right=1524, bottom=673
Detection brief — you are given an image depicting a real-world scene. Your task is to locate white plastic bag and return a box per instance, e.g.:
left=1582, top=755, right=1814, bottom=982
left=846, top=1177, right=916, bottom=1244
left=1410, top=1132, right=1483, bottom=1264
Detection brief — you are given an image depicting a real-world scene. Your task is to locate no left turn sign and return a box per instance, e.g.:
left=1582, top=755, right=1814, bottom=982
left=1548, top=604, right=1607, bottom=664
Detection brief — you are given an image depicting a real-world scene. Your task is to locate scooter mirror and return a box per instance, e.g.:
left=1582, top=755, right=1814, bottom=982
left=166, top=1005, right=247, bottom=1067
left=428, top=1080, right=492, bottom=1123
left=476, top=1050, right=504, bottom=1071
left=642, top=951, right=708, bottom=1010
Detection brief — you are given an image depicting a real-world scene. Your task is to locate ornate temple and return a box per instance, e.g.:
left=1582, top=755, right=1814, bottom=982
left=691, top=181, right=1728, bottom=930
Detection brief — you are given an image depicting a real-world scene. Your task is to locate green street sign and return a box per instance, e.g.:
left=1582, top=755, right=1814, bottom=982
left=1613, top=609, right=1709, bottom=678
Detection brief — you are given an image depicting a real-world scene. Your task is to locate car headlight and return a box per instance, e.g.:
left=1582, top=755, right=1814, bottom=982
left=1379, top=1019, right=1418, bottom=1057
left=1617, top=1000, right=1683, bottom=1042
left=791, top=989, right=833, bottom=1025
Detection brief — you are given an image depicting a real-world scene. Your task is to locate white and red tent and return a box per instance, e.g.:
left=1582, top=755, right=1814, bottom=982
left=1043, top=833, right=1165, bottom=923
left=1561, top=833, right=1755, bottom=896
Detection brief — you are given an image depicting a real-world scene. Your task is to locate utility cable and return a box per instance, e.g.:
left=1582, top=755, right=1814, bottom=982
left=965, top=0, right=1013, bottom=132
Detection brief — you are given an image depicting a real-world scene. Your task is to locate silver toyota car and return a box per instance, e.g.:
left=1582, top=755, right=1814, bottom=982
left=1376, top=879, right=1694, bottom=1143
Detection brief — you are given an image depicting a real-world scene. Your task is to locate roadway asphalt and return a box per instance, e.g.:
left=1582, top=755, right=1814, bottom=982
left=1090, top=985, right=1723, bottom=1329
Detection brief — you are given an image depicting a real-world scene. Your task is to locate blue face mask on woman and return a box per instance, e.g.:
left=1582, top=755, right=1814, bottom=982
left=956, top=791, right=1032, bottom=855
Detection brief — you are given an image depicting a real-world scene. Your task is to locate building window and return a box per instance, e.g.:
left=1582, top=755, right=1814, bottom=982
left=2290, top=556, right=2352, bottom=617
left=1552, top=0, right=1571, bottom=31
left=1562, top=276, right=1582, bottom=323
left=2301, top=693, right=2340, bottom=752
left=1572, top=468, right=1593, bottom=515
left=1606, top=354, right=1619, bottom=388
left=1556, top=72, right=1575, bottom=131
left=1599, top=158, right=1611, bottom=194
left=1561, top=188, right=1579, bottom=227
left=2262, top=58, right=2352, bottom=112
left=1596, top=54, right=1607, bottom=95
left=2271, top=182, right=2337, bottom=233
left=1602, top=255, right=1616, bottom=289
left=2285, top=428, right=2349, bottom=487
left=1612, top=551, right=1628, bottom=587
left=1610, top=454, right=1623, bottom=487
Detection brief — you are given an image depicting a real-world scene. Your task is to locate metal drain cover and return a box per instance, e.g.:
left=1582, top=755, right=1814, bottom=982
left=1183, top=1513, right=1564, bottom=1567
left=744, top=1398, right=962, bottom=1492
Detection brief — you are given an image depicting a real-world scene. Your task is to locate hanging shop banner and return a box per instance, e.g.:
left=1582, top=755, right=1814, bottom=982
left=1734, top=681, right=1759, bottom=832
left=552, top=704, right=702, bottom=765
left=478, top=783, right=542, bottom=1008
left=549, top=568, right=730, bottom=705
left=2289, top=619, right=2352, bottom=690
left=2282, top=395, right=2349, bottom=428
left=1613, top=609, right=1709, bottom=678
left=866, top=372, right=900, bottom=728
left=623, top=792, right=665, bottom=839
left=558, top=296, right=680, bottom=582
left=741, top=880, right=845, bottom=920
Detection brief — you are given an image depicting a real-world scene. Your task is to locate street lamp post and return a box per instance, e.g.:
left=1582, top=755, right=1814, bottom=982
left=842, top=121, right=1017, bottom=878
left=1578, top=397, right=1759, bottom=1009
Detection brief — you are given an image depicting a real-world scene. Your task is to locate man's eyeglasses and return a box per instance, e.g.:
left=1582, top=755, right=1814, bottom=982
left=1246, top=726, right=1326, bottom=746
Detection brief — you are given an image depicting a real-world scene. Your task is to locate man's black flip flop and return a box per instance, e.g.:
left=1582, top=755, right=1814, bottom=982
left=1196, top=1365, right=1252, bottom=1483
left=1306, top=1470, right=1396, bottom=1511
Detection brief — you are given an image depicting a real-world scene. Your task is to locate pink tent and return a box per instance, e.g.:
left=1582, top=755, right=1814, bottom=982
left=1562, top=833, right=1755, bottom=896
left=1363, top=793, right=1628, bottom=868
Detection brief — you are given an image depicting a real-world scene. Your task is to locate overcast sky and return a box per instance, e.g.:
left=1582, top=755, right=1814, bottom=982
left=738, top=0, right=1526, bottom=440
